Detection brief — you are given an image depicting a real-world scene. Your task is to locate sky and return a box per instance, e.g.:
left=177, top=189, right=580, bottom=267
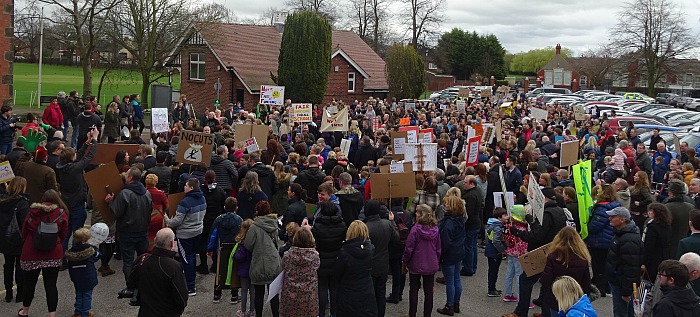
left=221, top=0, right=700, bottom=55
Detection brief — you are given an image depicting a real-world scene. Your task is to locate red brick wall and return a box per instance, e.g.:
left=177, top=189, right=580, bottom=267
left=0, top=0, right=12, bottom=106
left=179, top=46, right=234, bottom=115
left=323, top=55, right=370, bottom=105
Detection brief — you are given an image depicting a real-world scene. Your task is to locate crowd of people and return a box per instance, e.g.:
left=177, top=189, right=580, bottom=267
left=0, top=88, right=698, bottom=317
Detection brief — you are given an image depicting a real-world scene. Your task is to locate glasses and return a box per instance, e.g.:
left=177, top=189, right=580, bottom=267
left=657, top=273, right=669, bottom=277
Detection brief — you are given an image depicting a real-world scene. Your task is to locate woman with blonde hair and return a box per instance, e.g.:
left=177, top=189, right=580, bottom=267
left=403, top=204, right=441, bottom=317
left=336, top=221, right=376, bottom=317
left=551, top=276, right=598, bottom=317
left=104, top=102, right=120, bottom=143
left=271, top=162, right=291, bottom=213
left=524, top=140, right=537, bottom=154
left=437, top=196, right=466, bottom=315
left=540, top=227, right=593, bottom=316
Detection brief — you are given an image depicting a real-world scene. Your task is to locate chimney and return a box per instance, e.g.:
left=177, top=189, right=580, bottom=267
left=556, top=44, right=561, bottom=55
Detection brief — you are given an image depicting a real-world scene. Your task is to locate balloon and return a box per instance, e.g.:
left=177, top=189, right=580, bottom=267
left=89, top=222, right=109, bottom=246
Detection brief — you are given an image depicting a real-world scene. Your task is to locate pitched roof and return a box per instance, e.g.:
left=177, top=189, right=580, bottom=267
left=540, top=53, right=573, bottom=71
left=192, top=22, right=388, bottom=93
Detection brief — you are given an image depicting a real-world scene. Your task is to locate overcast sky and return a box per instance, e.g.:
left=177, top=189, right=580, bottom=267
left=222, top=0, right=700, bottom=55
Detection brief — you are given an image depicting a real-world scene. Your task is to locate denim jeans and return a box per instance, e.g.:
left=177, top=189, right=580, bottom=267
left=63, top=204, right=87, bottom=253
left=372, top=274, right=388, bottom=317
left=513, top=272, right=541, bottom=317
left=0, top=143, right=11, bottom=155
left=71, top=124, right=79, bottom=149
left=178, top=236, right=199, bottom=290
left=441, top=261, right=462, bottom=307
left=462, top=229, right=479, bottom=274
left=610, top=283, right=635, bottom=317
left=487, top=256, right=502, bottom=292
left=74, top=290, right=93, bottom=316
left=503, top=255, right=522, bottom=297
left=119, top=234, right=148, bottom=282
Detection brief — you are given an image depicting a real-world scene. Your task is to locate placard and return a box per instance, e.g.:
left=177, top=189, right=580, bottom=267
left=389, top=163, right=404, bottom=173
left=573, top=105, right=585, bottom=121
left=83, top=162, right=123, bottom=224
left=465, top=136, right=480, bottom=167
left=527, top=172, right=545, bottom=222
left=167, top=192, right=186, bottom=217
left=518, top=243, right=552, bottom=277
left=320, top=107, right=349, bottom=132
left=93, top=144, right=141, bottom=165
left=234, top=124, right=269, bottom=150
left=493, top=192, right=515, bottom=209
left=673, top=134, right=681, bottom=154
left=292, top=103, right=313, bottom=123
left=419, top=128, right=433, bottom=143
left=370, top=172, right=417, bottom=199
left=405, top=143, right=438, bottom=172
left=399, top=118, right=411, bottom=126
left=481, top=124, right=495, bottom=144
left=480, top=88, right=492, bottom=97
left=0, top=161, right=14, bottom=184
left=244, top=137, right=259, bottom=153
left=530, top=107, right=548, bottom=122
left=559, top=140, right=580, bottom=167
left=378, top=162, right=412, bottom=174
left=472, top=124, right=483, bottom=139
left=372, top=118, right=379, bottom=131
left=340, top=139, right=351, bottom=157
left=177, top=130, right=215, bottom=166
left=326, top=105, right=338, bottom=115
left=399, top=126, right=419, bottom=144
left=151, top=108, right=169, bottom=133
left=259, top=85, right=285, bottom=105
left=405, top=102, right=415, bottom=109
left=267, top=272, right=285, bottom=303
left=495, top=121, right=503, bottom=142
left=458, top=88, right=469, bottom=98
left=390, top=131, right=407, bottom=161
left=456, top=100, right=466, bottom=113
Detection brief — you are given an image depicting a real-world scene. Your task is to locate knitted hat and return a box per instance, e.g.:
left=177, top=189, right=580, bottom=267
left=34, top=146, right=48, bottom=163
left=364, top=200, right=381, bottom=217
left=145, top=174, right=159, bottom=188
left=541, top=187, right=557, bottom=200
left=668, top=180, right=686, bottom=195
left=510, top=205, right=526, bottom=223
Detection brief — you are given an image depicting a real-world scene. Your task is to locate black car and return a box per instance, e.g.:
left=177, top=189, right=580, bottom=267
left=669, top=95, right=684, bottom=107
left=656, top=93, right=678, bottom=104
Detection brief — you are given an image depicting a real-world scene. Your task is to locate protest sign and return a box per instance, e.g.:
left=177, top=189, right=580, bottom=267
left=372, top=118, right=379, bottom=131
left=244, top=137, right=259, bottom=153
left=559, top=140, right=580, bottom=167
left=0, top=161, right=14, bottom=184
left=527, top=172, right=545, bottom=222
left=573, top=105, right=586, bottom=121
left=371, top=172, right=417, bottom=199
left=495, top=121, right=503, bottom=142
left=405, top=102, right=415, bottom=109
left=467, top=126, right=475, bottom=140
left=320, top=107, right=349, bottom=132
left=93, top=144, right=140, bottom=165
left=390, top=131, right=407, bottom=160
left=326, top=105, right=338, bottom=115
left=673, top=134, right=681, bottom=154
left=419, top=128, right=433, bottom=143
left=389, top=163, right=404, bottom=173
left=379, top=162, right=412, bottom=174
left=440, top=104, right=447, bottom=110
left=83, top=162, right=123, bottom=224
left=481, top=124, right=495, bottom=144
left=234, top=124, right=269, bottom=150
left=177, top=130, right=215, bottom=166
left=465, top=136, right=480, bottom=167
left=399, top=126, right=419, bottom=144
left=456, top=100, right=466, bottom=113
left=399, top=118, right=411, bottom=126
left=472, top=124, right=484, bottom=139
left=215, top=243, right=240, bottom=289
left=480, top=88, right=492, bottom=97
left=259, top=85, right=285, bottom=105
left=267, top=272, right=285, bottom=303
left=498, top=166, right=511, bottom=214
left=518, top=243, right=552, bottom=277
left=151, top=108, right=169, bottom=133
left=292, top=103, right=313, bottom=123
left=529, top=107, right=548, bottom=122
left=405, top=143, right=437, bottom=171
left=459, top=88, right=469, bottom=98
left=340, top=139, right=351, bottom=157
left=573, top=160, right=594, bottom=239
left=493, top=192, right=515, bottom=209
left=167, top=192, right=186, bottom=217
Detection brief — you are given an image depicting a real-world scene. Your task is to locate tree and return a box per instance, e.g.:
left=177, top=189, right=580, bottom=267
left=385, top=43, right=425, bottom=99
left=286, top=0, right=338, bottom=22
left=435, top=29, right=506, bottom=80
left=509, top=46, right=572, bottom=74
left=277, top=11, right=332, bottom=104
left=110, top=0, right=190, bottom=108
left=570, top=47, right=620, bottom=90
left=347, top=0, right=370, bottom=41
left=191, top=3, right=236, bottom=23
left=37, top=0, right=120, bottom=97
left=609, top=0, right=696, bottom=95
left=14, top=2, right=43, bottom=62
left=402, top=0, right=445, bottom=48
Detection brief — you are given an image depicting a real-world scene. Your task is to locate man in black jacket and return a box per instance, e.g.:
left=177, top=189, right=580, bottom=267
left=335, top=172, right=363, bottom=227
left=364, top=200, right=399, bottom=317
left=247, top=152, right=277, bottom=198
left=146, top=152, right=173, bottom=193
left=210, top=145, right=238, bottom=194
left=460, top=175, right=483, bottom=276
left=605, top=206, right=642, bottom=317
left=294, top=155, right=326, bottom=205
left=652, top=259, right=700, bottom=317
left=76, top=104, right=102, bottom=146
left=128, top=228, right=188, bottom=317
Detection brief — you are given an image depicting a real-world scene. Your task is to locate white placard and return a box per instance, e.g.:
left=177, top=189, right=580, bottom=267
left=405, top=143, right=437, bottom=171
left=443, top=158, right=450, bottom=168
left=527, top=172, right=545, bottom=222
left=151, top=108, right=169, bottom=134
left=266, top=271, right=285, bottom=303
left=327, top=105, right=338, bottom=114
left=244, top=137, right=259, bottom=153
left=529, top=107, right=548, bottom=122
left=406, top=130, right=418, bottom=144
left=393, top=138, right=406, bottom=155
left=467, top=126, right=475, bottom=140
left=419, top=132, right=432, bottom=144
left=440, top=104, right=447, bottom=110
left=389, top=163, right=404, bottom=173
left=340, top=139, right=351, bottom=157
left=493, top=192, right=515, bottom=209
left=292, top=103, right=313, bottom=123
left=456, top=100, right=466, bottom=113
left=0, top=161, right=14, bottom=184
left=259, top=85, right=285, bottom=105
left=573, top=105, right=585, bottom=121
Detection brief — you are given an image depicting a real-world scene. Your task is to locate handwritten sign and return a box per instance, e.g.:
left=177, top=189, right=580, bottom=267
left=405, top=143, right=437, bottom=172
left=530, top=107, right=548, bottom=122
left=573, top=105, right=585, bottom=121
left=527, top=172, right=545, bottom=222
left=372, top=118, right=379, bottom=131
left=389, top=163, right=404, bottom=173
left=456, top=100, right=466, bottom=113
left=244, top=137, right=259, bottom=153
left=0, top=161, right=15, bottom=184
left=393, top=137, right=406, bottom=155
left=399, top=126, right=419, bottom=144
left=465, top=136, right=480, bottom=167
left=320, top=107, right=349, bottom=132
left=259, top=85, right=285, bottom=105
left=292, top=103, right=313, bottom=123
left=151, top=108, right=169, bottom=133
left=481, top=124, right=495, bottom=144
left=399, top=118, right=410, bottom=126
left=233, top=124, right=269, bottom=150
left=340, top=139, right=351, bottom=157
left=177, top=130, right=215, bottom=166
left=518, top=243, right=552, bottom=277
left=459, top=88, right=469, bottom=98
left=419, top=128, right=433, bottom=143
left=493, top=192, right=515, bottom=209
left=326, top=105, right=338, bottom=115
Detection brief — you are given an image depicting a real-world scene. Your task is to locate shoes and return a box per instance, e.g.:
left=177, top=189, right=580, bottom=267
left=5, top=289, right=12, bottom=302
left=502, top=295, right=518, bottom=302
left=436, top=276, right=445, bottom=284
left=230, top=295, right=240, bottom=304
left=460, top=271, right=474, bottom=276
left=528, top=303, right=535, bottom=309
left=454, top=303, right=460, bottom=313
left=488, top=290, right=501, bottom=297
left=386, top=294, right=402, bottom=303
left=213, top=294, right=221, bottom=303
left=532, top=298, right=542, bottom=307
left=197, top=265, right=209, bottom=275
left=437, top=305, right=455, bottom=316
left=100, top=265, right=115, bottom=277
left=188, top=289, right=197, bottom=296
left=98, top=266, right=105, bottom=273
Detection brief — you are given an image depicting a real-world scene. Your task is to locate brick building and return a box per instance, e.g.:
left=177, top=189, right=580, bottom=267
left=0, top=0, right=11, bottom=106
left=167, top=22, right=388, bottom=113
left=536, top=44, right=581, bottom=92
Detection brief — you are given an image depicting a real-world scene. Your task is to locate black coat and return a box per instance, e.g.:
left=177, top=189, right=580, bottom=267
left=514, top=201, right=567, bottom=251
left=249, top=162, right=277, bottom=199
left=606, top=223, right=643, bottom=297
left=335, top=238, right=377, bottom=317
left=365, top=214, right=399, bottom=276
left=146, top=165, right=173, bottom=194
left=56, top=141, right=96, bottom=208
left=311, top=214, right=346, bottom=276
left=540, top=253, right=592, bottom=311
left=127, top=247, right=188, bottom=317
left=354, top=143, right=378, bottom=168
left=201, top=184, right=227, bottom=232
left=642, top=220, right=671, bottom=278
left=336, top=188, right=364, bottom=227
left=652, top=286, right=700, bottom=317
left=485, top=164, right=504, bottom=215
left=294, top=167, right=326, bottom=205
left=0, top=195, right=30, bottom=255
left=461, top=186, right=483, bottom=230
left=283, top=197, right=307, bottom=230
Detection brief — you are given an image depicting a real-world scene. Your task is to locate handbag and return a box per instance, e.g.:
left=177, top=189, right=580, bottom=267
left=1, top=207, right=22, bottom=251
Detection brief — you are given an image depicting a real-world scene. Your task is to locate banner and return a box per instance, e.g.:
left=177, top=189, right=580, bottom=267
left=573, top=160, right=594, bottom=239
left=292, top=103, right=313, bottom=123
left=259, top=85, right=285, bottom=105
left=465, top=136, right=480, bottom=167
left=177, top=130, right=215, bottom=166
left=151, top=108, right=169, bottom=134
left=319, top=107, right=349, bottom=132
left=527, top=172, right=545, bottom=222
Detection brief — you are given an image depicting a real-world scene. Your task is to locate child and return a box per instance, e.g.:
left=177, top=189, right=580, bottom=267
left=652, top=156, right=667, bottom=191
left=502, top=205, right=529, bottom=303
left=485, top=207, right=508, bottom=297
left=279, top=228, right=321, bottom=317
left=233, top=219, right=255, bottom=317
left=65, top=228, right=100, bottom=317
left=278, top=222, right=300, bottom=258
left=208, top=197, right=243, bottom=303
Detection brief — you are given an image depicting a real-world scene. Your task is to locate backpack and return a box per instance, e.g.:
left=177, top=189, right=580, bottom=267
left=394, top=211, right=410, bottom=242
left=30, top=209, right=65, bottom=251
left=1, top=206, right=22, bottom=252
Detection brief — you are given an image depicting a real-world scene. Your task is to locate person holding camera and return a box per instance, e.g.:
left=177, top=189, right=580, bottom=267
left=0, top=105, right=17, bottom=155
left=76, top=104, right=102, bottom=146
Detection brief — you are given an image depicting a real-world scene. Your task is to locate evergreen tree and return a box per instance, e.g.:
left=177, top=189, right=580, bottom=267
left=386, top=43, right=425, bottom=100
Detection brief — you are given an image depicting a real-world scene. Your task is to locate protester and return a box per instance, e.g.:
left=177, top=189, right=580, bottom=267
left=551, top=276, right=598, bottom=317
left=642, top=203, right=672, bottom=279
left=437, top=195, right=467, bottom=316
left=403, top=204, right=441, bottom=317
left=311, top=198, right=346, bottom=317
left=485, top=208, right=508, bottom=297
left=233, top=219, right=255, bottom=316
left=365, top=199, right=399, bottom=317
left=605, top=206, right=643, bottom=317
left=279, top=228, right=320, bottom=317
left=586, top=183, right=620, bottom=295
left=65, top=228, right=99, bottom=317
left=0, top=177, right=30, bottom=303
left=145, top=174, right=168, bottom=250
left=336, top=220, right=376, bottom=317
left=652, top=260, right=700, bottom=316
left=237, top=172, right=268, bottom=220
left=245, top=201, right=281, bottom=317
left=199, top=170, right=226, bottom=274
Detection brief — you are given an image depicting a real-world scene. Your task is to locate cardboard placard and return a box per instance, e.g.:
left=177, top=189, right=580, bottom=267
left=673, top=134, right=681, bottom=154
left=83, top=162, right=123, bottom=224
left=244, top=137, right=259, bottom=153
left=472, top=124, right=484, bottom=139
left=320, top=107, right=349, bottom=132
left=92, top=144, right=141, bottom=165
left=495, top=121, right=503, bottom=142
left=389, top=163, right=404, bottom=173
left=370, top=172, right=417, bottom=199
left=559, top=140, right=580, bottom=167
left=0, top=161, right=15, bottom=184
left=292, top=103, right=313, bottom=123
left=177, top=130, right=215, bottom=166
left=465, top=136, right=480, bottom=167
left=518, top=243, right=552, bottom=277
left=215, top=242, right=240, bottom=289
left=481, top=124, right=495, bottom=145
left=390, top=131, right=408, bottom=161
left=234, top=124, right=269, bottom=150
left=419, top=128, right=434, bottom=143
left=378, top=162, right=413, bottom=174
left=456, top=100, right=466, bottom=113
left=151, top=108, right=169, bottom=133
left=527, top=172, right=545, bottom=222
left=458, top=88, right=469, bottom=98
left=530, top=107, right=548, bottom=122
left=480, top=88, right=492, bottom=97
left=573, top=105, right=585, bottom=121
left=167, top=192, right=186, bottom=217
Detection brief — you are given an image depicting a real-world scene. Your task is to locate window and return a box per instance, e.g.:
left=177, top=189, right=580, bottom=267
left=428, top=62, right=437, bottom=70
left=348, top=72, right=355, bottom=92
left=553, top=68, right=563, bottom=85
left=686, top=73, right=693, bottom=86
left=579, top=75, right=587, bottom=86
left=189, top=53, right=205, bottom=80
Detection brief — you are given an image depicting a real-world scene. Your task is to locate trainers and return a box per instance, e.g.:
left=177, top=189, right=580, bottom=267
left=502, top=295, right=518, bottom=302
left=230, top=295, right=240, bottom=304
left=213, top=294, right=222, bottom=303
left=528, top=303, right=535, bottom=309
left=488, top=290, right=501, bottom=297
left=188, top=289, right=197, bottom=296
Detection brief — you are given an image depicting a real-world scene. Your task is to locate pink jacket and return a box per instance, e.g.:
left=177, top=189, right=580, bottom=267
left=611, top=148, right=626, bottom=171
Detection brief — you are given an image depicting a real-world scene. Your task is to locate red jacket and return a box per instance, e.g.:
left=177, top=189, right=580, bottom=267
left=20, top=203, right=68, bottom=264
left=21, top=122, right=39, bottom=138
left=42, top=102, right=64, bottom=129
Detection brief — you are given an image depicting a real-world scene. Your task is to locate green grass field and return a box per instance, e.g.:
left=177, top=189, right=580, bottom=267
left=12, top=63, right=180, bottom=108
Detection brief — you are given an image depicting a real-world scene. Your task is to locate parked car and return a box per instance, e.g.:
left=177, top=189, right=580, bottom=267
left=608, top=117, right=663, bottom=131
left=684, top=98, right=700, bottom=110
left=626, top=103, right=672, bottom=113
left=655, top=93, right=678, bottom=104
left=677, top=97, right=695, bottom=109
left=527, top=87, right=572, bottom=98
left=669, top=95, right=684, bottom=107
left=623, top=92, right=655, bottom=102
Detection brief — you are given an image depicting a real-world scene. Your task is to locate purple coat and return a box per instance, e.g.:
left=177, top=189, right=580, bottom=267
left=233, top=243, right=251, bottom=278
left=402, top=223, right=441, bottom=275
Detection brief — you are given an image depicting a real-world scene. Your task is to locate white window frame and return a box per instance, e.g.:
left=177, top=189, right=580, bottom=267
left=579, top=75, right=587, bottom=86
left=348, top=72, right=356, bottom=92
left=189, top=53, right=205, bottom=81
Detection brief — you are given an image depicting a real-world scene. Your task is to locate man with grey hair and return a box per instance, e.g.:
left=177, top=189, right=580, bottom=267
left=532, top=148, right=548, bottom=173
left=210, top=144, right=238, bottom=194
left=688, top=178, right=700, bottom=208
left=613, top=178, right=631, bottom=209
left=335, top=172, right=363, bottom=227
left=435, top=169, right=450, bottom=201
left=680, top=252, right=700, bottom=295
left=127, top=228, right=189, bottom=316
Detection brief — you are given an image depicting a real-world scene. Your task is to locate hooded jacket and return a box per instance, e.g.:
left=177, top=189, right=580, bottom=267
left=666, top=195, right=695, bottom=258
left=485, top=218, right=506, bottom=258
left=558, top=295, right=598, bottom=317
left=245, top=214, right=282, bottom=285
left=402, top=223, right=441, bottom=275
left=585, top=201, right=621, bottom=249
left=210, top=155, right=238, bottom=191
left=617, top=189, right=631, bottom=209
left=20, top=203, right=68, bottom=267
left=0, top=114, right=15, bottom=145
left=57, top=141, right=96, bottom=208
left=0, top=194, right=30, bottom=255
left=642, top=219, right=671, bottom=278
left=335, top=186, right=364, bottom=227
left=20, top=160, right=58, bottom=205
left=167, top=188, right=206, bottom=239
left=127, top=247, right=188, bottom=317
left=248, top=162, right=277, bottom=198
left=311, top=207, right=346, bottom=276
left=605, top=222, right=642, bottom=297
left=66, top=243, right=99, bottom=291
left=439, top=214, right=466, bottom=264
left=652, top=286, right=700, bottom=317
left=514, top=201, right=567, bottom=251
left=365, top=212, right=399, bottom=276
left=42, top=102, right=64, bottom=129
left=335, top=237, right=377, bottom=317
left=282, top=196, right=306, bottom=239
left=294, top=166, right=326, bottom=205
left=109, top=181, right=152, bottom=237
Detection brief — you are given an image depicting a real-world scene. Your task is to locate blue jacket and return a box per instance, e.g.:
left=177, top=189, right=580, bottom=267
left=236, top=190, right=268, bottom=220
left=132, top=100, right=143, bottom=121
left=557, top=294, right=597, bottom=317
left=652, top=150, right=672, bottom=170
left=585, top=201, right=620, bottom=249
left=167, top=188, right=207, bottom=239
left=65, top=243, right=100, bottom=292
left=438, top=214, right=466, bottom=265
left=0, top=115, right=14, bottom=144
left=485, top=218, right=506, bottom=258
left=207, top=211, right=243, bottom=252
left=505, top=167, right=524, bottom=192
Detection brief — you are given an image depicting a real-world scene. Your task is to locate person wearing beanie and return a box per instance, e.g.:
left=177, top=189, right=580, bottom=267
left=145, top=174, right=168, bottom=250
left=364, top=200, right=399, bottom=317
left=17, top=146, right=58, bottom=204
left=665, top=180, right=695, bottom=258
left=604, top=206, right=642, bottom=317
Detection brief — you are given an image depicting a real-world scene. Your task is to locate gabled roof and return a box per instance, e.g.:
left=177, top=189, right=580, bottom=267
left=540, top=53, right=573, bottom=71
left=186, top=22, right=388, bottom=93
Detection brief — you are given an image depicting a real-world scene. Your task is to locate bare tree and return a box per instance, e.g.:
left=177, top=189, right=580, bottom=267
left=191, top=3, right=236, bottom=23
left=368, top=0, right=390, bottom=50
left=609, top=0, right=697, bottom=95
left=36, top=0, right=120, bottom=97
left=286, top=0, right=337, bottom=22
left=571, top=46, right=621, bottom=90
left=347, top=0, right=370, bottom=41
left=402, top=0, right=445, bottom=48
left=14, top=2, right=43, bottom=62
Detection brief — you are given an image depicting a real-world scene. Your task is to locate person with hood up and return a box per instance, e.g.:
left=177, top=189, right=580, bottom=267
left=245, top=201, right=282, bottom=317
left=585, top=183, right=620, bottom=296
left=403, top=204, right=441, bottom=317
left=198, top=170, right=226, bottom=274
left=613, top=178, right=631, bottom=209
left=42, top=97, right=64, bottom=130
left=604, top=206, right=642, bottom=317
left=335, top=172, right=364, bottom=227
left=502, top=205, right=528, bottom=303
left=65, top=228, right=99, bottom=317
left=624, top=157, right=641, bottom=186
left=294, top=155, right=326, bottom=205
left=364, top=199, right=400, bottom=317
left=652, top=259, right=700, bottom=317
left=75, top=103, right=102, bottom=146
left=437, top=195, right=467, bottom=316
left=335, top=220, right=377, bottom=317
left=279, top=228, right=320, bottom=317
left=311, top=199, right=347, bottom=317
left=207, top=197, right=243, bottom=303
left=551, top=276, right=598, bottom=317
left=0, top=177, right=30, bottom=303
